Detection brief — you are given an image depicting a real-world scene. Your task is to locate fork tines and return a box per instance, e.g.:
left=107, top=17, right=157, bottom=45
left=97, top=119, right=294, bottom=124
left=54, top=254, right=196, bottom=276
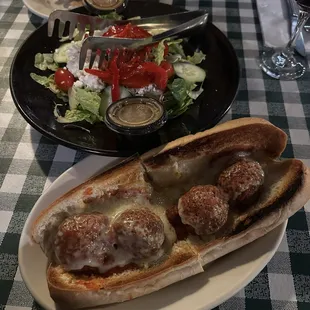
left=48, top=10, right=106, bottom=39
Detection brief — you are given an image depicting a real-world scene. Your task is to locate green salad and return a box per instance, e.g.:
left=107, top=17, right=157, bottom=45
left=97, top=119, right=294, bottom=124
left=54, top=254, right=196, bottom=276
left=31, top=12, right=207, bottom=124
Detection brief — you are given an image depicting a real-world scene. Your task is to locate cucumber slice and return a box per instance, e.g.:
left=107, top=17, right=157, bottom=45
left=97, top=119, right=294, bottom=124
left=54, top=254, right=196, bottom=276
left=53, top=43, right=71, bottom=63
left=173, top=62, right=206, bottom=83
left=68, top=86, right=78, bottom=110
left=99, top=86, right=131, bottom=117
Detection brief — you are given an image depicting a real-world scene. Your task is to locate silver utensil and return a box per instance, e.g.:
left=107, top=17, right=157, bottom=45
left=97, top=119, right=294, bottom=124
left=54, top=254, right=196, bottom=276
left=78, top=11, right=209, bottom=69
left=48, top=9, right=207, bottom=40
left=286, top=0, right=306, bottom=57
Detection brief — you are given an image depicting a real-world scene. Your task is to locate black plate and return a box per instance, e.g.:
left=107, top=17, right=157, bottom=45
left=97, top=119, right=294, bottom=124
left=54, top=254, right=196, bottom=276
left=10, top=2, right=240, bottom=157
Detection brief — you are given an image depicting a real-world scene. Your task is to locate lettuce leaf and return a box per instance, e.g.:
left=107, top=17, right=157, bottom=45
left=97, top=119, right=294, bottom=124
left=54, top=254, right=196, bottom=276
left=187, top=51, right=206, bottom=65
left=30, top=73, right=68, bottom=102
left=74, top=88, right=102, bottom=116
left=153, top=39, right=167, bottom=65
left=55, top=87, right=104, bottom=124
left=164, top=78, right=197, bottom=118
left=152, top=39, right=186, bottom=65
left=34, top=53, right=58, bottom=71
left=59, top=28, right=81, bottom=42
left=167, top=39, right=185, bottom=58
left=99, top=11, right=123, bottom=20
left=54, top=107, right=99, bottom=124
left=169, top=78, right=196, bottom=102
left=30, top=72, right=52, bottom=87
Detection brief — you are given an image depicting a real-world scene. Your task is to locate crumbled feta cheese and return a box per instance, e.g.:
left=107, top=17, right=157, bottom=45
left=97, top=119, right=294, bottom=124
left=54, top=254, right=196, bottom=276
left=79, top=73, right=105, bottom=92
left=73, top=80, right=83, bottom=88
left=131, top=84, right=163, bottom=96
left=66, top=41, right=104, bottom=92
left=66, top=42, right=82, bottom=78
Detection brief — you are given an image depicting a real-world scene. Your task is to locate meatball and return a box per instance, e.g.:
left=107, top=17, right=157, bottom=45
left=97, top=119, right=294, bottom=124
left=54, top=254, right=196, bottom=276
left=113, top=208, right=165, bottom=259
left=178, top=185, right=229, bottom=236
left=217, top=159, right=264, bottom=205
left=54, top=213, right=116, bottom=270
left=166, top=205, right=195, bottom=240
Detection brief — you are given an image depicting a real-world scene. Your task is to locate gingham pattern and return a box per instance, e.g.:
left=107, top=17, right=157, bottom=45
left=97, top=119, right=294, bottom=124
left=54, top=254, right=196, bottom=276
left=0, top=0, right=310, bottom=309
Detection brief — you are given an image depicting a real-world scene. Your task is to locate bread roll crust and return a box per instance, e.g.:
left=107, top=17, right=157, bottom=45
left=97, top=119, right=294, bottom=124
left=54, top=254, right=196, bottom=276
left=47, top=241, right=203, bottom=309
left=31, top=118, right=310, bottom=308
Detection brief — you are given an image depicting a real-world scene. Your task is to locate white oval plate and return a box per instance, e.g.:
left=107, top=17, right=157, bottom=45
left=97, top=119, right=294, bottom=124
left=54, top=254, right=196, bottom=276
left=23, top=0, right=83, bottom=19
left=19, top=155, right=287, bottom=310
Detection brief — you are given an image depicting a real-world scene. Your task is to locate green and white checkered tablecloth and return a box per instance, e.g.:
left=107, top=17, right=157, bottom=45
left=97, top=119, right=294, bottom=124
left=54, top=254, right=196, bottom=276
left=1, top=0, right=310, bottom=309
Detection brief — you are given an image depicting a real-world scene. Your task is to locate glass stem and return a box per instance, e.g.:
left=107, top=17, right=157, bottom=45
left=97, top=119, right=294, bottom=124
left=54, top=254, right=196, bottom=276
left=286, top=10, right=309, bottom=50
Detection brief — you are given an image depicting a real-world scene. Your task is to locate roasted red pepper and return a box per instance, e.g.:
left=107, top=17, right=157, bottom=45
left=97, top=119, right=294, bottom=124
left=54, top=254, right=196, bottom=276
left=140, top=62, right=168, bottom=90
left=103, top=23, right=152, bottom=39
left=120, top=63, right=142, bottom=81
left=85, top=31, right=173, bottom=93
left=84, top=69, right=112, bottom=83
left=109, top=49, right=120, bottom=102
left=160, top=61, right=174, bottom=79
left=121, top=74, right=153, bottom=88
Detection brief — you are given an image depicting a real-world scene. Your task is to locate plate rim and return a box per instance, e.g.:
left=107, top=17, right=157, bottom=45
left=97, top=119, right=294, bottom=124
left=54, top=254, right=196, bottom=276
left=18, top=154, right=286, bottom=310
left=200, top=221, right=286, bottom=310
left=22, top=0, right=84, bottom=19
left=11, top=3, right=240, bottom=156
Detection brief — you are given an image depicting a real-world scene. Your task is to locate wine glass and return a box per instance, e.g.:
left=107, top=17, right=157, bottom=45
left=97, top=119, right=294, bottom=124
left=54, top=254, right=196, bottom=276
left=259, top=0, right=310, bottom=80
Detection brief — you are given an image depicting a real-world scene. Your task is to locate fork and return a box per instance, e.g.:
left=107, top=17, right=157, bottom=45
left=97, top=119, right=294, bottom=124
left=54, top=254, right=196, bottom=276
left=48, top=9, right=208, bottom=40
left=78, top=11, right=209, bottom=69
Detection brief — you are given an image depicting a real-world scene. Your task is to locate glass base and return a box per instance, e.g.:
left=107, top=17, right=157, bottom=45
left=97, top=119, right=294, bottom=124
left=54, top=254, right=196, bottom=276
left=259, top=47, right=307, bottom=80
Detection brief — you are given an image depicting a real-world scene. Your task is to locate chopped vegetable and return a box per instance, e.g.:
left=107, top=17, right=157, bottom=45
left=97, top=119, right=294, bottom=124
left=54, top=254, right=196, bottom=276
left=152, top=39, right=169, bottom=65
left=53, top=43, right=72, bottom=63
left=56, top=87, right=104, bottom=124
left=166, top=54, right=183, bottom=64
left=31, top=17, right=207, bottom=124
left=84, top=69, right=112, bottom=83
left=103, top=23, right=151, bottom=38
left=59, top=28, right=81, bottom=42
left=86, top=50, right=171, bottom=90
left=121, top=73, right=153, bottom=88
left=110, top=50, right=120, bottom=102
left=167, top=39, right=186, bottom=57
left=34, top=53, right=58, bottom=71
left=160, top=61, right=174, bottom=79
left=169, top=78, right=196, bottom=103
left=54, top=68, right=75, bottom=91
left=68, top=87, right=78, bottom=110
left=73, top=88, right=102, bottom=116
left=164, top=78, right=201, bottom=118
left=30, top=72, right=53, bottom=87
left=173, top=62, right=206, bottom=83
left=99, top=11, right=123, bottom=20
left=30, top=73, right=68, bottom=101
left=187, top=51, right=206, bottom=65
left=141, top=62, right=168, bottom=90
left=100, top=86, right=131, bottom=116
left=54, top=107, right=100, bottom=124
left=152, top=39, right=185, bottom=65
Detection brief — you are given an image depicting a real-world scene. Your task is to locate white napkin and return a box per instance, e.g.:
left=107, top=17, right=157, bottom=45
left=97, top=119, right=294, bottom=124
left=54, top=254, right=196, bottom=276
left=256, top=0, right=310, bottom=49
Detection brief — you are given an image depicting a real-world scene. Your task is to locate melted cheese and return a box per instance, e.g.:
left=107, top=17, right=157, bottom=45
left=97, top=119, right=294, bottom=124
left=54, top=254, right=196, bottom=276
left=63, top=247, right=133, bottom=274
left=57, top=151, right=291, bottom=274
left=82, top=194, right=176, bottom=269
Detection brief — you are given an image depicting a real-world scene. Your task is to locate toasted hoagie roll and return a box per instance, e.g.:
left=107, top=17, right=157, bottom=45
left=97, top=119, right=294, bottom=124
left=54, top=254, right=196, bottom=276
left=32, top=117, right=310, bottom=309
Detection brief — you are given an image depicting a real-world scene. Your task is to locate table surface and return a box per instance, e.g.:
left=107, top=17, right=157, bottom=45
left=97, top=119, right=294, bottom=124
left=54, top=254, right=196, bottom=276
left=1, top=0, right=310, bottom=309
